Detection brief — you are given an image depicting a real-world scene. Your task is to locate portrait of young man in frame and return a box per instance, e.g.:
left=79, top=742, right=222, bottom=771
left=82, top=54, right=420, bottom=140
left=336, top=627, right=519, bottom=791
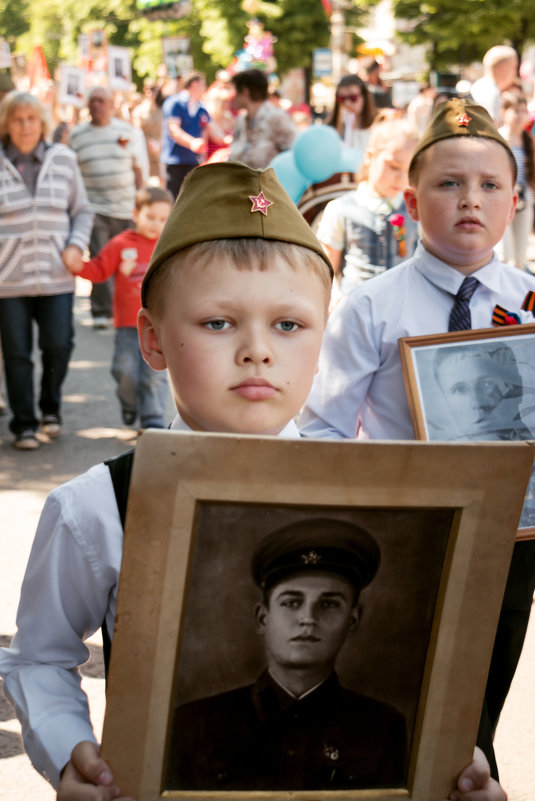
left=164, top=504, right=454, bottom=793
left=399, top=325, right=535, bottom=536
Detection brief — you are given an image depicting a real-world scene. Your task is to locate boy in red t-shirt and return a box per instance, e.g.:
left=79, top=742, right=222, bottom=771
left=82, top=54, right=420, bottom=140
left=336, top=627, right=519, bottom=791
left=68, top=186, right=173, bottom=428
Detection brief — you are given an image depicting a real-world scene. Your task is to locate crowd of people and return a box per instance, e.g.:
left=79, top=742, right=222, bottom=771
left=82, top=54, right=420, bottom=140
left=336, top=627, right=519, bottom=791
left=0, top=41, right=534, bottom=801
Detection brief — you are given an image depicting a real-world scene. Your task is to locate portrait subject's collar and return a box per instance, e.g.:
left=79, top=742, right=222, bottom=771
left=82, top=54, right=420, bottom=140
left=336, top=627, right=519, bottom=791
left=253, top=669, right=340, bottom=721
left=266, top=669, right=332, bottom=701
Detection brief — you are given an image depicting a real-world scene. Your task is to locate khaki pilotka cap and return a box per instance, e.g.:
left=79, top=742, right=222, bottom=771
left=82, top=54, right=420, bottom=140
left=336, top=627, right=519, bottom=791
left=141, top=161, right=333, bottom=307
left=409, top=97, right=516, bottom=178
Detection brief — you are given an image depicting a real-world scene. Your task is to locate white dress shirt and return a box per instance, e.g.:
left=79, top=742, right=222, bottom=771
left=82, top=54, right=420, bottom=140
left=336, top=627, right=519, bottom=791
left=0, top=415, right=300, bottom=788
left=299, top=242, right=535, bottom=441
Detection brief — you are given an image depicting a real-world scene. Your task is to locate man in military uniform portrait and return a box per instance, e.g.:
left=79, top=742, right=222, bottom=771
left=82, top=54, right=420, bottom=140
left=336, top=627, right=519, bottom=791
left=165, top=518, right=407, bottom=791
left=433, top=339, right=535, bottom=528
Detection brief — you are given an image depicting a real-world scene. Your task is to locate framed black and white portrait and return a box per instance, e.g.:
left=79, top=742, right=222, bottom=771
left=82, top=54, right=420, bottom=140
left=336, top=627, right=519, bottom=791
left=400, top=324, right=535, bottom=538
left=108, top=45, right=132, bottom=91
left=100, top=430, right=533, bottom=800
left=58, top=64, right=86, bottom=108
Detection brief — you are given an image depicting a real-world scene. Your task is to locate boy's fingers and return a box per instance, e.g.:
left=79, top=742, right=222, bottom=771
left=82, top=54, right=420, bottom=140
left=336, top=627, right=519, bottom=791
left=459, top=746, right=490, bottom=789
left=57, top=762, right=120, bottom=801
left=70, top=741, right=114, bottom=785
left=448, top=779, right=506, bottom=801
left=437, top=748, right=505, bottom=801
left=57, top=741, right=130, bottom=801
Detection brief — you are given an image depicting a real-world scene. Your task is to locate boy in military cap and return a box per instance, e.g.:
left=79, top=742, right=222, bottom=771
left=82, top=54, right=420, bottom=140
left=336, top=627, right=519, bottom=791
left=0, top=160, right=504, bottom=801
left=300, top=98, right=535, bottom=779
left=167, top=518, right=408, bottom=791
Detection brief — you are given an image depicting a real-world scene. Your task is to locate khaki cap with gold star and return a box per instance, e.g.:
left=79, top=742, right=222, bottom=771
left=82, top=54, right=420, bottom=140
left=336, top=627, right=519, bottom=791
left=409, top=98, right=516, bottom=177
left=141, top=161, right=333, bottom=307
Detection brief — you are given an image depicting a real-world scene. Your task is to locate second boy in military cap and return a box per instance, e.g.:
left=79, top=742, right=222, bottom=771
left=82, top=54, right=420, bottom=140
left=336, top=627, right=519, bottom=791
left=301, top=97, right=535, bottom=782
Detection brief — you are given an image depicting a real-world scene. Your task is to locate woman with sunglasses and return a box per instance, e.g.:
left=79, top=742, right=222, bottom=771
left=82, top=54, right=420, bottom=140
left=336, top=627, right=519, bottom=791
left=327, top=75, right=377, bottom=152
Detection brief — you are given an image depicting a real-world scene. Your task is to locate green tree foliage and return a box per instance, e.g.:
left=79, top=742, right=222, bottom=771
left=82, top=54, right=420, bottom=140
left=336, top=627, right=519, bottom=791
left=269, top=0, right=331, bottom=73
left=0, top=0, right=30, bottom=48
left=1, top=0, right=374, bottom=86
left=392, top=0, right=534, bottom=70
left=194, top=0, right=248, bottom=70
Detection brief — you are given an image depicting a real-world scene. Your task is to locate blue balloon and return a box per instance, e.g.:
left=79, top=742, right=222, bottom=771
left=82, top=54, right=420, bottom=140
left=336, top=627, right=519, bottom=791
left=338, top=146, right=363, bottom=175
left=292, top=125, right=342, bottom=183
left=270, top=151, right=310, bottom=203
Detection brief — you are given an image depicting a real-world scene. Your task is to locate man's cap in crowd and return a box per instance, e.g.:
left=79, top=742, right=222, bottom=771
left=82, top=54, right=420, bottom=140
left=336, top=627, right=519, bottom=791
left=141, top=161, right=333, bottom=307
left=251, top=518, right=381, bottom=595
left=409, top=97, right=516, bottom=176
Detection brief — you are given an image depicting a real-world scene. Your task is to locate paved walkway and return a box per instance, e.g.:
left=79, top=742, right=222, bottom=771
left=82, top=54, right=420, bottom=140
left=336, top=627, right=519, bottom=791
left=0, top=282, right=533, bottom=799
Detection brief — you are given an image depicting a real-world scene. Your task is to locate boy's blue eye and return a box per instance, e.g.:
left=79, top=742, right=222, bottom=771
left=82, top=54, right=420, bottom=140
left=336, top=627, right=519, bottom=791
left=276, top=320, right=299, bottom=332
left=205, top=320, right=230, bottom=331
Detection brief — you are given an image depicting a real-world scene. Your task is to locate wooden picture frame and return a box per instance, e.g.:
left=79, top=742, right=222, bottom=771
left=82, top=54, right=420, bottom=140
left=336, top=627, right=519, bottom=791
left=101, top=430, right=534, bottom=801
left=399, top=324, right=535, bottom=540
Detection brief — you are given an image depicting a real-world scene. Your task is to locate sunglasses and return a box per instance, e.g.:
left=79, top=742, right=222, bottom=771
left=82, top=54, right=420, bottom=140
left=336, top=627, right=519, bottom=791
left=337, top=93, right=363, bottom=103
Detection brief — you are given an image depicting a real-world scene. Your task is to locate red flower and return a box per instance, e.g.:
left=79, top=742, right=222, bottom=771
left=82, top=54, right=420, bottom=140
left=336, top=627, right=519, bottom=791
left=390, top=214, right=405, bottom=228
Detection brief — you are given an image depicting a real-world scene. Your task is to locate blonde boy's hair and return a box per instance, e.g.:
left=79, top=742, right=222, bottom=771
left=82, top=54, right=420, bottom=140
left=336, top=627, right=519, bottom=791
left=358, top=117, right=419, bottom=182
left=144, top=238, right=332, bottom=320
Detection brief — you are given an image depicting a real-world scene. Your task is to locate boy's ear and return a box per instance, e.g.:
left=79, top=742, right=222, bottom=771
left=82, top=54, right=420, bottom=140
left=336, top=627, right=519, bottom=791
left=403, top=186, right=419, bottom=222
left=507, top=189, right=518, bottom=226
left=361, top=146, right=373, bottom=172
left=138, top=308, right=167, bottom=370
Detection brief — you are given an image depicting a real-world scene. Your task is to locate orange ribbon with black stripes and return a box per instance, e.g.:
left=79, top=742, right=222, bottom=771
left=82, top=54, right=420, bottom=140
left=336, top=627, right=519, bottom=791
left=492, top=291, right=535, bottom=326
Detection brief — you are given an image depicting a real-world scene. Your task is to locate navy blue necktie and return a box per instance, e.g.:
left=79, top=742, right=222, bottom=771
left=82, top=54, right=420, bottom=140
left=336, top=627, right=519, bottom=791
left=448, top=276, right=479, bottom=331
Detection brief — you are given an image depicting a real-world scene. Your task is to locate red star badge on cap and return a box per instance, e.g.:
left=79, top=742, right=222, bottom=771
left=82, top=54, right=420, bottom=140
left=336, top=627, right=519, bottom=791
left=456, top=113, right=472, bottom=127
left=249, top=192, right=273, bottom=215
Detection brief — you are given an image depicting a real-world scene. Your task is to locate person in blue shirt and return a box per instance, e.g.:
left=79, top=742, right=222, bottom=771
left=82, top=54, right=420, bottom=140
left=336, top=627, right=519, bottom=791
left=161, top=72, right=210, bottom=197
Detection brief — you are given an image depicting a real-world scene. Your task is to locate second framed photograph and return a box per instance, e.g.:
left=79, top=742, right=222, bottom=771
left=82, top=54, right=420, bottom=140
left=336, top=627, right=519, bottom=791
left=101, top=430, right=534, bottom=801
left=399, top=323, right=535, bottom=538
left=58, top=64, right=87, bottom=108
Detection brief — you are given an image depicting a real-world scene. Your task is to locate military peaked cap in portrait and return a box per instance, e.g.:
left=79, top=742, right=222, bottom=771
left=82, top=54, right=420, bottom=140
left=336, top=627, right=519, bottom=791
left=409, top=98, right=516, bottom=177
left=251, top=518, right=381, bottom=595
left=141, top=161, right=333, bottom=306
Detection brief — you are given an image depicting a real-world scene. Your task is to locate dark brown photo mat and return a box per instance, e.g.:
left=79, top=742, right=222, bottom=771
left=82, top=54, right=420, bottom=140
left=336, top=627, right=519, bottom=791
left=399, top=323, right=535, bottom=540
left=101, top=431, right=534, bottom=801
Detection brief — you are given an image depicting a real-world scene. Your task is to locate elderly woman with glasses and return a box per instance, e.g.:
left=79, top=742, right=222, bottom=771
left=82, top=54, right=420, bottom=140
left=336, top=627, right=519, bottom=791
left=0, top=91, right=93, bottom=449
left=327, top=75, right=377, bottom=152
